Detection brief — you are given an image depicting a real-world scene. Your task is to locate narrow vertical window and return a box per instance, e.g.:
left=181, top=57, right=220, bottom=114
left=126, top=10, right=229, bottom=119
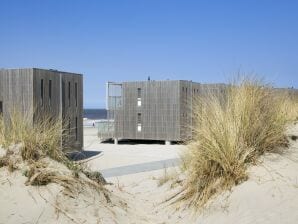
left=68, top=82, right=71, bottom=107
left=137, top=113, right=141, bottom=123
left=137, top=113, right=142, bottom=132
left=49, top=80, right=52, bottom=104
left=41, top=79, right=44, bottom=106
left=137, top=88, right=141, bottom=106
left=75, top=117, right=78, bottom=141
left=62, top=81, right=65, bottom=107
left=68, top=117, right=71, bottom=135
left=0, top=101, right=3, bottom=115
left=75, top=82, right=78, bottom=107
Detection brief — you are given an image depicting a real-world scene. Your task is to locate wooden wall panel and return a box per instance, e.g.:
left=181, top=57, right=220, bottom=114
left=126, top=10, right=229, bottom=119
left=105, top=80, right=298, bottom=142
left=115, top=80, right=181, bottom=141
left=0, top=68, right=83, bottom=152
left=0, top=68, right=34, bottom=123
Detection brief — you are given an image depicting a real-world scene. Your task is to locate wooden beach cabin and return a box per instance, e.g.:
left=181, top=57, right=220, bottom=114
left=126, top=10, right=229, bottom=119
left=98, top=80, right=226, bottom=144
left=0, top=68, right=83, bottom=151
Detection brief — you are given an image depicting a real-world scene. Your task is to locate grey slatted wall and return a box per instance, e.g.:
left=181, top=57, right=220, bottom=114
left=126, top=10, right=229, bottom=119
left=0, top=68, right=83, bottom=151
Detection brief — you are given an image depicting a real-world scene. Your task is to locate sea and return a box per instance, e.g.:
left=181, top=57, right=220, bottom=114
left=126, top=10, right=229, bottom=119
left=83, top=109, right=107, bottom=120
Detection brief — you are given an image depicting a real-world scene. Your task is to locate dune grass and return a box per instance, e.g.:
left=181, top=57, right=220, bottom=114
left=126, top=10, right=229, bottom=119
left=0, top=112, right=65, bottom=161
left=157, top=167, right=179, bottom=187
left=282, top=95, right=298, bottom=122
left=179, top=79, right=292, bottom=209
left=0, top=112, right=107, bottom=196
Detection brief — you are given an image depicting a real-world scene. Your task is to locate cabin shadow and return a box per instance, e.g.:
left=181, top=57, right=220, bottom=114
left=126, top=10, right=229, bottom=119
left=67, top=150, right=102, bottom=161
left=100, top=139, right=180, bottom=145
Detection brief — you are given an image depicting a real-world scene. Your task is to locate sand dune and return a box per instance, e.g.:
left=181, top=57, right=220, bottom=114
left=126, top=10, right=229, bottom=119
left=1, top=124, right=298, bottom=223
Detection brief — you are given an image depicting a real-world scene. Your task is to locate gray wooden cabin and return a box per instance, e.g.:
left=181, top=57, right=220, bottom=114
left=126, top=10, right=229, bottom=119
left=99, top=80, right=226, bottom=143
left=0, top=68, right=83, bottom=151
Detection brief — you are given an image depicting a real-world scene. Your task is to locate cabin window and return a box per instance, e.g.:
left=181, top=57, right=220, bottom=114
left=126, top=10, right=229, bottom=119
left=137, top=88, right=142, bottom=106
left=68, top=82, right=71, bottom=107
left=69, top=117, right=71, bottom=135
left=41, top=79, right=44, bottom=106
left=137, top=113, right=142, bottom=132
left=62, top=81, right=65, bottom=108
left=137, top=113, right=142, bottom=123
left=49, top=80, right=52, bottom=104
left=75, top=82, right=78, bottom=107
left=0, top=101, right=3, bottom=115
left=75, top=117, right=78, bottom=140
left=137, top=99, right=142, bottom=106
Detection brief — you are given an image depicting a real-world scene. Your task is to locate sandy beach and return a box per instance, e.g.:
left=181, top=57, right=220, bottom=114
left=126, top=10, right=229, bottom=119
left=1, top=125, right=298, bottom=223
left=84, top=125, right=298, bottom=223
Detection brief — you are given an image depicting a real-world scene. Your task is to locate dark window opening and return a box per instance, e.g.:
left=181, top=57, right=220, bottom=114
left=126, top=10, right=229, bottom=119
left=68, top=82, right=71, bottom=107
left=41, top=79, right=44, bottom=106
left=68, top=117, right=71, bottom=135
left=75, top=82, right=78, bottom=107
left=0, top=101, right=3, bottom=115
left=49, top=80, right=52, bottom=104
left=137, top=88, right=141, bottom=98
left=137, top=113, right=141, bottom=124
left=75, top=117, right=78, bottom=141
left=62, top=81, right=65, bottom=108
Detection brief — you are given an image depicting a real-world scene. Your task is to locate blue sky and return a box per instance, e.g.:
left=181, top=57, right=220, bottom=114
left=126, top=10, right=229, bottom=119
left=0, top=0, right=297, bottom=108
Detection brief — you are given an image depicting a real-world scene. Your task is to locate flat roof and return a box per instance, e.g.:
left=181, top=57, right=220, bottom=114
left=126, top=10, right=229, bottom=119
left=0, top=68, right=82, bottom=76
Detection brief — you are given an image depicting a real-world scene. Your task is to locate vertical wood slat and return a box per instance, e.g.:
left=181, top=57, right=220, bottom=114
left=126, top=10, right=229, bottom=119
left=0, top=68, right=83, bottom=151
left=114, top=80, right=186, bottom=141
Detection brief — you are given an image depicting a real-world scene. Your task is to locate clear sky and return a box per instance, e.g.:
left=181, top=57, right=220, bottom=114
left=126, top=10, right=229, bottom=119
left=0, top=0, right=297, bottom=108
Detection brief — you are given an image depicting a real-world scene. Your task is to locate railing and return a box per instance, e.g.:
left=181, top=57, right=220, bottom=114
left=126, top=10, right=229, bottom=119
left=97, top=120, right=115, bottom=140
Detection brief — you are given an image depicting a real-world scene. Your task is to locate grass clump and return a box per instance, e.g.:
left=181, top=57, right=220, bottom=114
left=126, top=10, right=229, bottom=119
left=0, top=112, right=107, bottom=198
left=281, top=95, right=298, bottom=122
left=0, top=112, right=64, bottom=161
left=157, top=167, right=179, bottom=187
left=179, top=78, right=290, bottom=209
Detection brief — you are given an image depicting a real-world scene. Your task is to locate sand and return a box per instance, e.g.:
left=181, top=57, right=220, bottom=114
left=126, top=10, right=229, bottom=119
left=1, top=125, right=298, bottom=223
left=84, top=127, right=184, bottom=170
left=86, top=125, right=298, bottom=223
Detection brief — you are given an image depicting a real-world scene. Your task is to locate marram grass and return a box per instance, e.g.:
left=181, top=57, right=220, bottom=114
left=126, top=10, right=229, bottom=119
left=0, top=112, right=107, bottom=190
left=179, top=79, right=293, bottom=209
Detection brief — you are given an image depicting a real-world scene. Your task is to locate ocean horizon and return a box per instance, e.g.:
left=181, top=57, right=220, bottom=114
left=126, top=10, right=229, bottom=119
left=83, top=109, right=107, bottom=120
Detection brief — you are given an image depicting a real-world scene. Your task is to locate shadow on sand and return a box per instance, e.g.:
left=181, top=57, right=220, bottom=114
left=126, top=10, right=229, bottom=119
left=100, top=139, right=181, bottom=145
left=67, top=150, right=102, bottom=161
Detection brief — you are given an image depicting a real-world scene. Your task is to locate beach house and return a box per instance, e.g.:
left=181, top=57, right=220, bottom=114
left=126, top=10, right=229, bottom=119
left=98, top=80, right=226, bottom=144
left=0, top=68, right=83, bottom=151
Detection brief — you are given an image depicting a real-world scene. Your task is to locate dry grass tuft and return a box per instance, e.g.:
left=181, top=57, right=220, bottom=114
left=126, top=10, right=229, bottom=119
left=0, top=112, right=108, bottom=200
left=82, top=170, right=108, bottom=185
left=0, top=155, right=9, bottom=168
left=157, top=167, right=179, bottom=187
left=179, top=78, right=291, bottom=209
left=281, top=96, right=298, bottom=122
left=0, top=112, right=65, bottom=162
